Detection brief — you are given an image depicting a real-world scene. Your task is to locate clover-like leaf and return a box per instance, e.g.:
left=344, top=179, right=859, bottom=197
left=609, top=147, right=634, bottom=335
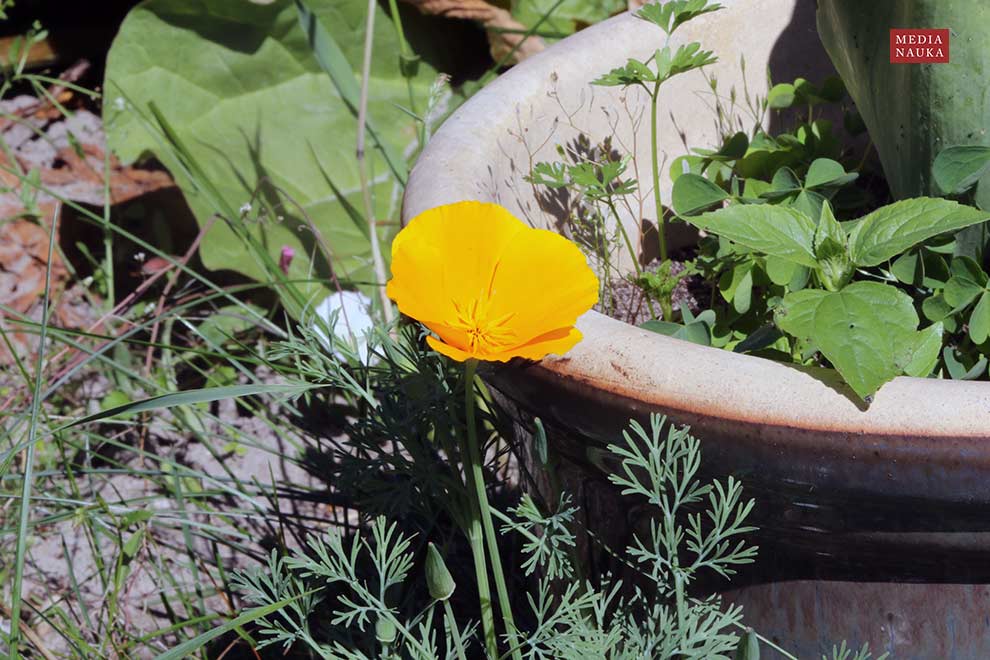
left=637, top=0, right=722, bottom=35
left=719, top=261, right=754, bottom=314
left=805, top=158, right=857, bottom=189
left=767, top=82, right=795, bottom=109
left=969, top=292, right=990, bottom=344
left=641, top=319, right=711, bottom=346
left=943, top=346, right=988, bottom=380
left=943, top=256, right=988, bottom=309
left=671, top=172, right=729, bottom=216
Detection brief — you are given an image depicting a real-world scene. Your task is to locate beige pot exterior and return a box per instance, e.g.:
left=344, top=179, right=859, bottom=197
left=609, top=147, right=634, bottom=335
left=404, top=4, right=990, bottom=436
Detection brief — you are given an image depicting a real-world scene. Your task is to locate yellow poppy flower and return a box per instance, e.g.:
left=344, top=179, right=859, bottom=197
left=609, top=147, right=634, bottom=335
left=386, top=201, right=599, bottom=362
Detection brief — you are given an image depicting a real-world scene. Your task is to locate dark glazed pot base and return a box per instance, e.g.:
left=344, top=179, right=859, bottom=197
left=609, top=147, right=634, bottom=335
left=489, top=377, right=990, bottom=659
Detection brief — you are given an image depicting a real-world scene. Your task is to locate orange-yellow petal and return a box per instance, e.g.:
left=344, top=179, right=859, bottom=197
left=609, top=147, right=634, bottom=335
left=387, top=201, right=599, bottom=362
left=387, top=201, right=526, bottom=325
left=425, top=335, right=475, bottom=362
left=486, top=227, right=599, bottom=343
left=486, top=326, right=583, bottom=362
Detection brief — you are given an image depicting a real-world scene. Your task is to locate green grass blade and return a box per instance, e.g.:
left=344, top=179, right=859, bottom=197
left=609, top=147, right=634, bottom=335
left=61, top=383, right=322, bottom=430
left=294, top=0, right=408, bottom=184
left=152, top=596, right=304, bottom=660
left=8, top=205, right=58, bottom=658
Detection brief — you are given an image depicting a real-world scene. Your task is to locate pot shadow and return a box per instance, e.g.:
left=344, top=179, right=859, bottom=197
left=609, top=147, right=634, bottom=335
left=530, top=133, right=680, bottom=269
left=765, top=0, right=843, bottom=137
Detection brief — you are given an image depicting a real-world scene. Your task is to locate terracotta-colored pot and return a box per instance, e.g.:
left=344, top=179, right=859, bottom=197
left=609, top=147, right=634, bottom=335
left=404, top=3, right=990, bottom=657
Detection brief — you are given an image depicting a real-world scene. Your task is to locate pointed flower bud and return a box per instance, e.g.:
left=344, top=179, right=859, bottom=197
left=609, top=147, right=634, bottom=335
left=425, top=542, right=456, bottom=601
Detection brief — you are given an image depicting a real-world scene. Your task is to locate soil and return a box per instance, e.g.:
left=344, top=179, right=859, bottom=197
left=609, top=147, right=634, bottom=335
left=597, top=258, right=703, bottom=326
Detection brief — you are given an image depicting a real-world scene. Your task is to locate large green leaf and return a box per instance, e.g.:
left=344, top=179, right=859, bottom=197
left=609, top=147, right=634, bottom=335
left=777, top=282, right=933, bottom=400
left=671, top=172, right=728, bottom=216
left=690, top=204, right=818, bottom=267
left=932, top=145, right=990, bottom=195
left=847, top=197, right=989, bottom=267
left=774, top=288, right=828, bottom=343
left=103, top=0, right=443, bottom=300
left=513, top=0, right=625, bottom=38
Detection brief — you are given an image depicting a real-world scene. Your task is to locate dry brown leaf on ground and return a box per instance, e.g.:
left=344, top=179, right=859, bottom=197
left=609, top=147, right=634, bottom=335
left=0, top=217, right=66, bottom=365
left=401, top=0, right=545, bottom=64
left=0, top=218, right=66, bottom=312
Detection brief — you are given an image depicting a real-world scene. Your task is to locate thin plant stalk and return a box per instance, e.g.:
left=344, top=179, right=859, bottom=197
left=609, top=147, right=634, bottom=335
left=384, top=0, right=423, bottom=147
left=458, top=430, right=498, bottom=657
left=463, top=359, right=521, bottom=660
left=605, top=198, right=657, bottom=319
left=443, top=600, right=470, bottom=660
left=450, top=422, right=498, bottom=656
left=649, top=78, right=667, bottom=263
left=356, top=0, right=395, bottom=324
left=101, top=136, right=115, bottom=309
left=8, top=204, right=58, bottom=659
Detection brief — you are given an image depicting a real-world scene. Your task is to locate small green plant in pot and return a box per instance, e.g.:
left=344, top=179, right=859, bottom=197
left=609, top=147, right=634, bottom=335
left=528, top=0, right=990, bottom=404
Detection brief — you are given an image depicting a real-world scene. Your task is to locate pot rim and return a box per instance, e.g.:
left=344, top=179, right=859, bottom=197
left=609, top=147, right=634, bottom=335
left=403, top=9, right=990, bottom=439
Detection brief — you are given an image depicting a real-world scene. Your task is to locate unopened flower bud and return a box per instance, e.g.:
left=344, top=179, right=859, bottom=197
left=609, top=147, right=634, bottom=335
left=425, top=542, right=456, bottom=601
left=375, top=616, right=397, bottom=644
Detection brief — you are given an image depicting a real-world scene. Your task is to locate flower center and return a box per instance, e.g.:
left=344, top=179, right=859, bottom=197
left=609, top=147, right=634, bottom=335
left=451, top=297, right=516, bottom=354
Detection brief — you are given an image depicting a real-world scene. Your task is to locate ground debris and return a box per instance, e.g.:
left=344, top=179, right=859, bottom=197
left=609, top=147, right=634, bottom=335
left=0, top=93, right=174, bottom=366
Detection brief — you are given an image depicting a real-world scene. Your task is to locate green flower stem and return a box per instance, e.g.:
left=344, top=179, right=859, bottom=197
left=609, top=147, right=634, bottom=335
left=649, top=78, right=668, bottom=263
left=463, top=359, right=521, bottom=660
left=443, top=600, right=470, bottom=660
left=465, top=510, right=497, bottom=657
left=451, top=405, right=497, bottom=657
left=441, top=400, right=497, bottom=656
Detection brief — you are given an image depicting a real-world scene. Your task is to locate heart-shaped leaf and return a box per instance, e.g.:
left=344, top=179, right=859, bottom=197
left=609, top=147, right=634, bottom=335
left=777, top=282, right=932, bottom=400
left=810, top=282, right=924, bottom=400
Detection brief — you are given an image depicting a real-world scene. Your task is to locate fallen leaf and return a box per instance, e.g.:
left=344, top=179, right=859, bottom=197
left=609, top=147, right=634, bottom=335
left=401, top=0, right=545, bottom=64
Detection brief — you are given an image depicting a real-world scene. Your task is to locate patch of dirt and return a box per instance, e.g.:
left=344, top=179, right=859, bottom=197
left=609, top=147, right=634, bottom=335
left=20, top=368, right=339, bottom=657
left=599, top=259, right=700, bottom=326
left=0, top=86, right=174, bottom=367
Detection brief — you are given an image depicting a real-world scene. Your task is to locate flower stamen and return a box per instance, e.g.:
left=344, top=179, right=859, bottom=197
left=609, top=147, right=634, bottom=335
left=452, top=297, right=517, bottom=354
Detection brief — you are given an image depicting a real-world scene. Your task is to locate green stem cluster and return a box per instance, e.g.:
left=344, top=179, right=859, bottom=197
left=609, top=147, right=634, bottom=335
left=461, top=359, right=522, bottom=660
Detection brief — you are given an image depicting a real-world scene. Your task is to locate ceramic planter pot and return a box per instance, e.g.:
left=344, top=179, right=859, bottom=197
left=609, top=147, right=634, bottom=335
left=404, top=2, right=990, bottom=657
